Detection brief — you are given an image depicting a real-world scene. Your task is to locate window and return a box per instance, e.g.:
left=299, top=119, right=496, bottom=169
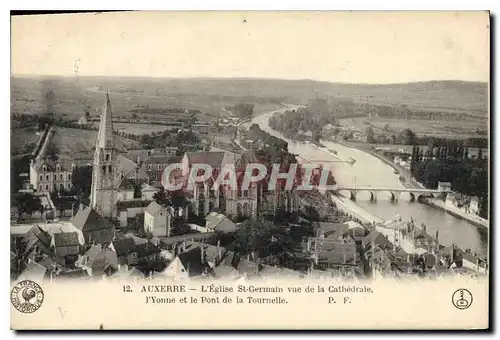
left=60, top=174, right=63, bottom=180
left=46, top=175, right=49, bottom=181
left=68, top=174, right=71, bottom=180
left=39, top=175, right=43, bottom=181
left=39, top=185, right=43, bottom=191
left=54, top=175, right=57, bottom=180
left=105, top=154, right=110, bottom=161
left=102, top=166, right=106, bottom=174
left=67, top=183, right=71, bottom=189
left=42, top=166, right=46, bottom=172
left=148, top=164, right=152, bottom=171
left=56, top=164, right=60, bottom=172
left=108, top=165, right=112, bottom=174
left=45, top=185, right=49, bottom=190
left=60, top=183, right=64, bottom=190
left=158, top=164, right=162, bottom=170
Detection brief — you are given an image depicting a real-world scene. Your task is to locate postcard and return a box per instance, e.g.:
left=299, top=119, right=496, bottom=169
left=10, top=10, right=490, bottom=330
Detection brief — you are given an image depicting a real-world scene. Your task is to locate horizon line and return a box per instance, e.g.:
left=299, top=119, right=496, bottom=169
left=10, top=74, right=489, bottom=86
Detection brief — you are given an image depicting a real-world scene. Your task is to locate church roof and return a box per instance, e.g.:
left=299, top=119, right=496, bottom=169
left=71, top=205, right=113, bottom=233
left=96, top=93, right=114, bottom=149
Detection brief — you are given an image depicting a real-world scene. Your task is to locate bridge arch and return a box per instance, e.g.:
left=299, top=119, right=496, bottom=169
left=370, top=192, right=377, bottom=202
left=349, top=190, right=357, bottom=201
left=409, top=192, right=415, bottom=202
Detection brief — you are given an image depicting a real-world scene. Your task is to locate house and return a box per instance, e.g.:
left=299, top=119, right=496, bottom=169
left=344, top=221, right=366, bottom=241
left=181, top=151, right=233, bottom=177
left=142, top=155, right=180, bottom=182
left=205, top=212, right=237, bottom=233
left=165, top=146, right=178, bottom=156
left=11, top=207, right=19, bottom=222
left=71, top=205, right=115, bottom=245
left=51, top=232, right=81, bottom=257
left=116, top=200, right=151, bottom=228
left=141, top=183, right=160, bottom=201
left=116, top=154, right=150, bottom=183
left=161, top=246, right=208, bottom=280
left=29, top=158, right=76, bottom=193
left=144, top=201, right=172, bottom=237
left=135, top=241, right=162, bottom=263
left=314, top=222, right=349, bottom=240
left=111, top=236, right=161, bottom=266
left=17, top=260, right=48, bottom=282
left=111, top=238, right=138, bottom=265
left=77, top=244, right=104, bottom=269
left=90, top=247, right=119, bottom=278
left=469, top=197, right=480, bottom=215
left=78, top=116, right=88, bottom=125
left=438, top=182, right=452, bottom=192
left=20, top=225, right=53, bottom=256
left=363, top=230, right=393, bottom=251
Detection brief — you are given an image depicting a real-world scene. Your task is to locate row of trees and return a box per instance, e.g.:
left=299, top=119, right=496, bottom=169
left=226, top=102, right=255, bottom=119
left=410, top=145, right=488, bottom=218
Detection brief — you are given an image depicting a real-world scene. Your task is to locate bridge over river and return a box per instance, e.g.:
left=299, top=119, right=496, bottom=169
left=334, top=186, right=451, bottom=202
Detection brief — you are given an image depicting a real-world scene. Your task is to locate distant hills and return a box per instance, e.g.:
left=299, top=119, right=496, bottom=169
left=11, top=76, right=488, bottom=117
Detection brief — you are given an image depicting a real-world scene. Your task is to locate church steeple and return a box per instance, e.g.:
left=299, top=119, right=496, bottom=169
left=90, top=92, right=117, bottom=218
left=96, top=92, right=114, bottom=149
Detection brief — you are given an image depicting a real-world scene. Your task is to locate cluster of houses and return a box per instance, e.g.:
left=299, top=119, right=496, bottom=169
left=12, top=94, right=487, bottom=284
left=10, top=212, right=487, bottom=283
left=438, top=182, right=481, bottom=217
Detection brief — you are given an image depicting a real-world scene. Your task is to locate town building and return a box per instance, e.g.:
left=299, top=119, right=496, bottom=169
left=29, top=159, right=76, bottom=193
left=71, top=205, right=115, bottom=245
left=144, top=201, right=172, bottom=237
left=51, top=232, right=82, bottom=258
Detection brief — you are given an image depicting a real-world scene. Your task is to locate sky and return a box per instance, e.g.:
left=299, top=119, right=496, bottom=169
left=11, top=11, right=490, bottom=84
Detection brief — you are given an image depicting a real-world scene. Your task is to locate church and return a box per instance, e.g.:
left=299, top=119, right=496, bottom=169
left=87, top=93, right=151, bottom=224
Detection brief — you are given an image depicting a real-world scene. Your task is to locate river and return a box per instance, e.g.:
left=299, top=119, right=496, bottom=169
left=249, top=109, right=488, bottom=256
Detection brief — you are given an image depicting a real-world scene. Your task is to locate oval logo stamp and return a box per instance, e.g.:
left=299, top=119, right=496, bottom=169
left=452, top=288, right=473, bottom=310
left=11, top=280, right=44, bottom=314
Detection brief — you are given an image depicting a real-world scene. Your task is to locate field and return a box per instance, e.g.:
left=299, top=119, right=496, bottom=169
left=90, top=122, right=169, bottom=136
left=10, top=77, right=287, bottom=124
left=50, top=127, right=141, bottom=163
left=11, top=76, right=488, bottom=119
left=10, top=127, right=41, bottom=155
left=339, top=116, right=488, bottom=140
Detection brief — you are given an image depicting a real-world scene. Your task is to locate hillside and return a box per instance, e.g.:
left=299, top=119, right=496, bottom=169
left=11, top=77, right=488, bottom=120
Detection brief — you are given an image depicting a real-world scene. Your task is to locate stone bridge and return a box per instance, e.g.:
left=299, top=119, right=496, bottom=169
left=333, top=186, right=451, bottom=202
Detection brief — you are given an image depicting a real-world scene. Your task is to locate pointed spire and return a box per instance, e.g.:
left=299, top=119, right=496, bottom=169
left=96, top=92, right=113, bottom=149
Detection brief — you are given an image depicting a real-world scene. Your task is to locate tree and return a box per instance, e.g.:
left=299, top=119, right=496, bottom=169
left=233, top=219, right=274, bottom=257
left=365, top=127, right=376, bottom=143
left=45, top=143, right=59, bottom=162
left=399, top=129, right=415, bottom=145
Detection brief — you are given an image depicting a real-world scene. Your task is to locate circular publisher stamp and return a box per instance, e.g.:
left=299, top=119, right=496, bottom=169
left=452, top=288, right=473, bottom=310
left=11, top=280, right=44, bottom=314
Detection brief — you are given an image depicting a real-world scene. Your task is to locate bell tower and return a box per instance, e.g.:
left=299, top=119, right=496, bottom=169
left=90, top=92, right=117, bottom=217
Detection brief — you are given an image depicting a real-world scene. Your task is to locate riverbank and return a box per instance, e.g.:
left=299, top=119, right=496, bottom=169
left=426, top=199, right=489, bottom=230
left=334, top=139, right=422, bottom=189
left=330, top=193, right=384, bottom=224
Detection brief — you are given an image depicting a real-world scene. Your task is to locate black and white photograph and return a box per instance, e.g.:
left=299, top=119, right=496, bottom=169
left=9, top=10, right=490, bottom=330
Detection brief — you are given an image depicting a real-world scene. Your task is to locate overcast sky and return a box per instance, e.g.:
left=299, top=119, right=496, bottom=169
left=11, top=11, right=489, bottom=84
